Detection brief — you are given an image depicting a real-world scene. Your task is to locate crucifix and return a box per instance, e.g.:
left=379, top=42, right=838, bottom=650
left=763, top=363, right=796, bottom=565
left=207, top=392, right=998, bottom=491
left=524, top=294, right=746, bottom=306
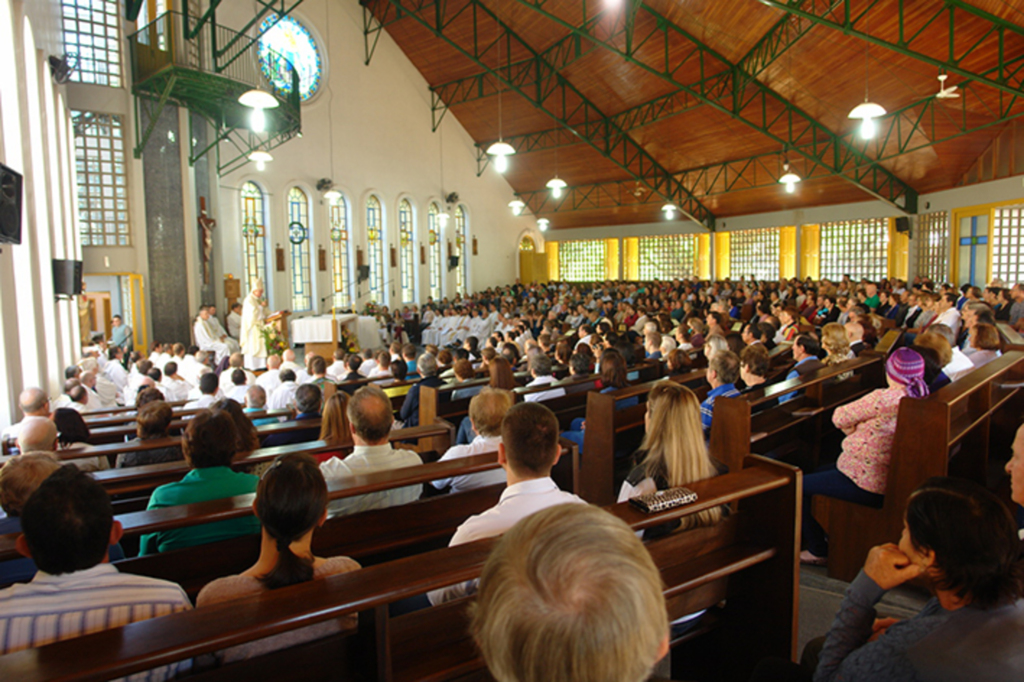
left=198, top=196, right=217, bottom=285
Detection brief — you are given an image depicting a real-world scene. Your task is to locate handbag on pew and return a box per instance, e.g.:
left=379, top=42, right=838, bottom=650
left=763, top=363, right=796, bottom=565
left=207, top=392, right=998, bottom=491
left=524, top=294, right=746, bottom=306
left=628, top=486, right=698, bottom=514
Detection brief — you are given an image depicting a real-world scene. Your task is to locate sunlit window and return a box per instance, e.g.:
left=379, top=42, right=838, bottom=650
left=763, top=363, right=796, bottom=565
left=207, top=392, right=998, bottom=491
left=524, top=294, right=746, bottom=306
left=72, top=111, right=129, bottom=246
left=62, top=0, right=122, bottom=87
left=916, top=211, right=950, bottom=284
left=454, top=205, right=468, bottom=295
left=367, top=195, right=384, bottom=304
left=329, top=194, right=351, bottom=309
left=257, top=13, right=322, bottom=101
left=992, top=206, right=1024, bottom=285
left=558, top=240, right=605, bottom=281
left=287, top=187, right=312, bottom=312
left=399, top=199, right=415, bottom=303
left=428, top=202, right=442, bottom=300
left=730, top=228, right=780, bottom=281
left=241, top=182, right=268, bottom=290
left=820, top=218, right=889, bottom=281
left=638, top=234, right=696, bottom=280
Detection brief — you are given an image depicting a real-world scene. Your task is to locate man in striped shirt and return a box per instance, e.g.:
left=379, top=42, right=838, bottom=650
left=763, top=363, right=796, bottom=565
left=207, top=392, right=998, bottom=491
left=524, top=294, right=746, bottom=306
left=0, top=466, right=191, bottom=669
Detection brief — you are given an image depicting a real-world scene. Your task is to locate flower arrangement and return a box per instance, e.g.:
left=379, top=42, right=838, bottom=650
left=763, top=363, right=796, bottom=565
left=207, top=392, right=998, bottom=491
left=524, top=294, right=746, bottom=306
left=260, top=325, right=289, bottom=356
left=340, top=326, right=360, bottom=354
left=361, top=302, right=380, bottom=317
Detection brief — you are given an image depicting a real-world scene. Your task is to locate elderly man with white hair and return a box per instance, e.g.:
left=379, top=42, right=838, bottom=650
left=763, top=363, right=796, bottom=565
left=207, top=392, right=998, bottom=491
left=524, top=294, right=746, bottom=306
left=79, top=356, right=120, bottom=408
left=1, top=389, right=51, bottom=449
left=193, top=306, right=231, bottom=364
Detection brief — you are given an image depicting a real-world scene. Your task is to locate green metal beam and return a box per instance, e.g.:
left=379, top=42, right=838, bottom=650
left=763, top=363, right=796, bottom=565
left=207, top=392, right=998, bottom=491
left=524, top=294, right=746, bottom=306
left=366, top=0, right=718, bottom=229
left=511, top=0, right=918, bottom=212
left=756, top=0, right=1024, bottom=100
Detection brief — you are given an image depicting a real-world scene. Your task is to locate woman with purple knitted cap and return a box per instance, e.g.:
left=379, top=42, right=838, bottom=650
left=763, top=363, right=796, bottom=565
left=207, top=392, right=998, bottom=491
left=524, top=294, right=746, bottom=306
left=800, top=348, right=929, bottom=565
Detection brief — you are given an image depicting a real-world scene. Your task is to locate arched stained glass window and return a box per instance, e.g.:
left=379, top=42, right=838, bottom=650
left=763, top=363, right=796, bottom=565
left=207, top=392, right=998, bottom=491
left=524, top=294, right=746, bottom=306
left=288, top=187, right=313, bottom=312
left=519, top=236, right=536, bottom=252
left=428, top=202, right=442, bottom=300
left=329, top=195, right=351, bottom=309
left=257, top=14, right=322, bottom=101
left=399, top=199, right=415, bottom=303
left=367, top=195, right=384, bottom=304
left=241, top=181, right=267, bottom=291
left=454, top=205, right=468, bottom=296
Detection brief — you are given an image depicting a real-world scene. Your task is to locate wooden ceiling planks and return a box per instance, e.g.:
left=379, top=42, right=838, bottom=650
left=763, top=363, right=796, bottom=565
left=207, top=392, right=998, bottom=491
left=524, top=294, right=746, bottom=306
left=374, top=0, right=1024, bottom=228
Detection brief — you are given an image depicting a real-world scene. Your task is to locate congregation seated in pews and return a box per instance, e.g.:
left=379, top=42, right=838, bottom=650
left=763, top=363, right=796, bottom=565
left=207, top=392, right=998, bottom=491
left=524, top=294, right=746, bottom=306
left=4, top=274, right=1024, bottom=680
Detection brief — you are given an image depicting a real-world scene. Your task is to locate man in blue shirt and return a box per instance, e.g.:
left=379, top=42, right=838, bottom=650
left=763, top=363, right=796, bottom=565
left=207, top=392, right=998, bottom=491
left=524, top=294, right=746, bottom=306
left=779, top=334, right=825, bottom=403
left=700, top=350, right=741, bottom=437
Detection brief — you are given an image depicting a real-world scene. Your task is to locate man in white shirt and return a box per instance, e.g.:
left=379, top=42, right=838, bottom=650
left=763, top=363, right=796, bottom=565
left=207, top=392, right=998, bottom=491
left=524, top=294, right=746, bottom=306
left=522, top=354, right=566, bottom=403
left=225, top=369, right=251, bottom=404
left=432, top=388, right=511, bottom=494
left=268, top=369, right=300, bottom=411
left=206, top=305, right=240, bottom=353
left=185, top=373, right=222, bottom=409
left=226, top=302, right=243, bottom=340
left=326, top=349, right=348, bottom=382
left=218, top=353, right=256, bottom=394
left=161, top=361, right=192, bottom=402
left=193, top=307, right=231, bottom=363
left=280, top=349, right=310, bottom=383
left=320, top=384, right=422, bottom=515
left=0, top=466, right=191, bottom=668
left=428, top=401, right=584, bottom=605
left=103, top=347, right=129, bottom=393
left=2, top=389, right=50, bottom=451
left=930, top=292, right=962, bottom=337
left=256, top=354, right=284, bottom=394
left=79, top=357, right=120, bottom=409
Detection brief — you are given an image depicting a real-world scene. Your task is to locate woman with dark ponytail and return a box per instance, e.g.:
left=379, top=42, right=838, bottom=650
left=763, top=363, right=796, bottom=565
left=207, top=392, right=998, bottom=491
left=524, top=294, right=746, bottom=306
left=196, top=453, right=360, bottom=662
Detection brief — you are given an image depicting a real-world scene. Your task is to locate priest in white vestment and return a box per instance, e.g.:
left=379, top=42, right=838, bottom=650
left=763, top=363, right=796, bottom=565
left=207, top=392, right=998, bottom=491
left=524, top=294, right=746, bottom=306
left=241, top=280, right=269, bottom=369
left=194, top=308, right=230, bottom=363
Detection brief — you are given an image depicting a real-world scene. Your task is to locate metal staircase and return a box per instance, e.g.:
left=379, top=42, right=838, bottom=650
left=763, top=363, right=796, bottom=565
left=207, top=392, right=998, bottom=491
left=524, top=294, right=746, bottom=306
left=127, top=10, right=301, bottom=175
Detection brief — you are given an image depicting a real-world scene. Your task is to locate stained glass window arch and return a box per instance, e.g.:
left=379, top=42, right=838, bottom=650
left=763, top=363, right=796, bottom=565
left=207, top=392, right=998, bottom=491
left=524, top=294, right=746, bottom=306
left=367, top=195, right=385, bottom=304
left=287, top=187, right=313, bottom=312
left=428, top=202, right=442, bottom=300
left=328, top=193, right=352, bottom=309
left=454, top=205, right=468, bottom=295
left=257, top=14, right=323, bottom=102
left=399, top=198, right=416, bottom=303
left=519, top=236, right=536, bottom=252
left=241, top=181, right=268, bottom=293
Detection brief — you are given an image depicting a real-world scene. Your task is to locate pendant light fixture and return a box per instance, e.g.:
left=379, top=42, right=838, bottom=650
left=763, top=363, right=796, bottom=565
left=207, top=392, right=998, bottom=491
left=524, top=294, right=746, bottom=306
left=662, top=204, right=677, bottom=220
left=508, top=199, right=525, bottom=215
left=547, top=144, right=567, bottom=198
left=537, top=218, right=550, bottom=232
left=779, top=158, right=801, bottom=194
left=323, top=7, right=340, bottom=205
left=848, top=11, right=885, bottom=140
left=438, top=119, right=450, bottom=229
left=248, top=150, right=273, bottom=171
left=238, top=89, right=278, bottom=134
left=486, top=19, right=514, bottom=173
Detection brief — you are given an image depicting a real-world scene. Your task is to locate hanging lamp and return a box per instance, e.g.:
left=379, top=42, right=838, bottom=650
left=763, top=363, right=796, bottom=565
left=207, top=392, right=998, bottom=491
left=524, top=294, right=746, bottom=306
left=238, top=89, right=278, bottom=134
left=779, top=160, right=801, bottom=194
left=485, top=19, right=514, bottom=173
left=847, top=12, right=885, bottom=140
left=508, top=199, right=525, bottom=215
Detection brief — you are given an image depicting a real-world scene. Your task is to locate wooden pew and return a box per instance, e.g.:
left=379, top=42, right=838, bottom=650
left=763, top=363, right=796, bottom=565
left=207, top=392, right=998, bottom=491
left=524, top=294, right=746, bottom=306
left=815, top=350, right=1024, bottom=581
left=869, top=328, right=904, bottom=356
left=82, top=399, right=189, bottom=417
left=83, top=414, right=325, bottom=446
left=579, top=368, right=709, bottom=505
left=998, top=322, right=1024, bottom=352
left=89, top=422, right=455, bottom=498
left=710, top=354, right=886, bottom=476
left=2, top=456, right=799, bottom=682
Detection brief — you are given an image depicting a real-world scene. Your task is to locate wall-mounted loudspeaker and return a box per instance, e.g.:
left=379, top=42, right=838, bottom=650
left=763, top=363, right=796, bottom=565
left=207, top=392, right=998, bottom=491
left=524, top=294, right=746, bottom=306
left=448, top=255, right=459, bottom=271
left=53, top=259, right=83, bottom=297
left=895, top=216, right=911, bottom=233
left=0, top=163, right=23, bottom=245
left=357, top=264, right=371, bottom=282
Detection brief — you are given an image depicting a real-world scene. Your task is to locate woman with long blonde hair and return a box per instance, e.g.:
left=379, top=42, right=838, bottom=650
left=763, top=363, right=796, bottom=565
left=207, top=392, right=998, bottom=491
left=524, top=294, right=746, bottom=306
left=618, top=382, right=722, bottom=532
left=317, top=392, right=353, bottom=461
left=820, top=322, right=853, bottom=366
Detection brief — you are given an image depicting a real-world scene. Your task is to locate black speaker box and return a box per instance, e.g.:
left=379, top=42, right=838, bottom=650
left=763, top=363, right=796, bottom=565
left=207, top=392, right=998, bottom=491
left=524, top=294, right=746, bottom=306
left=895, top=216, right=911, bottom=233
left=0, top=163, right=23, bottom=245
left=448, top=255, right=460, bottom=269
left=357, top=264, right=371, bottom=282
left=53, top=259, right=83, bottom=296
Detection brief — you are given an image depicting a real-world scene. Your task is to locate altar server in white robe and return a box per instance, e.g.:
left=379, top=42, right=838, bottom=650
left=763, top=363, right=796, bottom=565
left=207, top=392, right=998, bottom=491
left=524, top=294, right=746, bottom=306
left=241, top=280, right=269, bottom=370
left=206, top=305, right=241, bottom=354
left=193, top=308, right=230, bottom=363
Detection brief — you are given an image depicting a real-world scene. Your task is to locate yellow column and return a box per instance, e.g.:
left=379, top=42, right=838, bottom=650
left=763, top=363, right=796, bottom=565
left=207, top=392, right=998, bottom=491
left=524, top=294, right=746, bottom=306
left=546, top=242, right=559, bottom=281
left=800, top=224, right=820, bottom=280
left=887, top=218, right=909, bottom=280
left=714, top=232, right=730, bottom=279
left=696, top=233, right=711, bottom=279
left=605, top=238, right=621, bottom=280
left=779, top=226, right=797, bottom=279
left=624, top=237, right=639, bottom=280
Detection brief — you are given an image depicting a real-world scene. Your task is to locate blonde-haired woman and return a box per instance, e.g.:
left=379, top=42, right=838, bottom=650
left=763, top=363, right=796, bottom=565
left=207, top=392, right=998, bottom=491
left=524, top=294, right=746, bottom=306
left=821, top=322, right=853, bottom=366
left=618, top=382, right=722, bottom=532
left=316, top=392, right=352, bottom=462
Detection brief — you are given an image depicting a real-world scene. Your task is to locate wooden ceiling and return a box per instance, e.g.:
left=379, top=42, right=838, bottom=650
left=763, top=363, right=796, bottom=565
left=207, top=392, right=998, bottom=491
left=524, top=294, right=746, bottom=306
left=369, top=0, right=1024, bottom=230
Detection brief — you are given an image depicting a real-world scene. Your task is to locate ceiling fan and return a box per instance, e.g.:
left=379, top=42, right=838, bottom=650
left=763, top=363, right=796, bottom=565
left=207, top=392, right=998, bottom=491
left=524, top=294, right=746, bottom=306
left=936, top=73, right=960, bottom=99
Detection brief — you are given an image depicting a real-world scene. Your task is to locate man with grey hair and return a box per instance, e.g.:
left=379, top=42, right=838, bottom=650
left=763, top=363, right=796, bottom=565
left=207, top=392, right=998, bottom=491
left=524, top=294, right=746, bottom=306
left=321, top=384, right=422, bottom=515
left=244, top=385, right=279, bottom=426
left=523, top=353, right=565, bottom=403
left=79, top=356, right=120, bottom=408
left=1, top=388, right=51, bottom=449
left=398, top=352, right=444, bottom=428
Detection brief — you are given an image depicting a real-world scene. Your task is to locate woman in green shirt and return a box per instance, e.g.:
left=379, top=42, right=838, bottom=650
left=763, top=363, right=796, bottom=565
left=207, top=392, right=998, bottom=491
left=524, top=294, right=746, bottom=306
left=139, top=409, right=260, bottom=555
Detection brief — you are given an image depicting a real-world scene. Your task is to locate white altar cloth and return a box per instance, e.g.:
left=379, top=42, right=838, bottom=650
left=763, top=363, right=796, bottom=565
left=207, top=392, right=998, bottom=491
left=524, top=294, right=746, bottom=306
left=291, top=314, right=382, bottom=350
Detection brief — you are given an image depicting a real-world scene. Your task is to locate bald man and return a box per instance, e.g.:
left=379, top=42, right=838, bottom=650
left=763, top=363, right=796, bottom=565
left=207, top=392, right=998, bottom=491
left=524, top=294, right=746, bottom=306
left=16, top=418, right=58, bottom=456
left=1, top=389, right=50, bottom=449
left=256, top=354, right=283, bottom=394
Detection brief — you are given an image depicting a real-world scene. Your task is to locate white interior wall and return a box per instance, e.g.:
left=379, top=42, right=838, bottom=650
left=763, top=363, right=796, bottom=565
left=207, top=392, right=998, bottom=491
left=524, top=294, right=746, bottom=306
left=214, top=0, right=535, bottom=318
